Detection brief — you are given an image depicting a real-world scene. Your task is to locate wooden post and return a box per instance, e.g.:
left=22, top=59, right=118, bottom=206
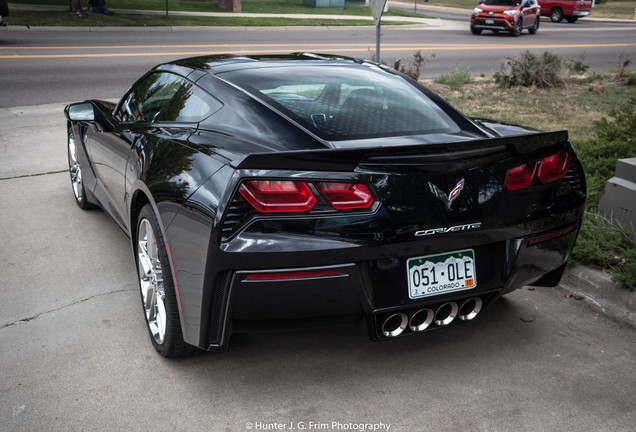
left=218, top=0, right=242, bottom=13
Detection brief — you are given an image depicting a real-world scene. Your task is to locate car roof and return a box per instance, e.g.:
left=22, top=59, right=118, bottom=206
left=158, top=53, right=370, bottom=76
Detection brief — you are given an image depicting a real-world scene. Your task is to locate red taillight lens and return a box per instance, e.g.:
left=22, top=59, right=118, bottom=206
left=505, top=152, right=571, bottom=191
left=239, top=180, right=316, bottom=212
left=316, top=182, right=374, bottom=210
left=538, top=152, right=570, bottom=184
left=505, top=161, right=537, bottom=191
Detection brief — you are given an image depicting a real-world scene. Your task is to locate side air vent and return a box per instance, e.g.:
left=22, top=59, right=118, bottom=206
left=220, top=196, right=253, bottom=241
left=564, top=159, right=585, bottom=196
left=209, top=270, right=232, bottom=345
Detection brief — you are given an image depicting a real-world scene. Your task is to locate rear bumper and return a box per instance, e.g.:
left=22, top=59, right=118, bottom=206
left=209, top=217, right=581, bottom=350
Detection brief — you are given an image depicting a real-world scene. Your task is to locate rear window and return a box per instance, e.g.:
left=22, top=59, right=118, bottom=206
left=220, top=64, right=459, bottom=140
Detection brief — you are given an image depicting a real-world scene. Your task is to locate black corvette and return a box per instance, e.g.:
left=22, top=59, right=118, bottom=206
left=65, top=53, right=586, bottom=357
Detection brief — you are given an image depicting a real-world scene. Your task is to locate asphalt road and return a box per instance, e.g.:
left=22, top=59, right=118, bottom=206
left=0, top=18, right=635, bottom=107
left=1, top=16, right=636, bottom=432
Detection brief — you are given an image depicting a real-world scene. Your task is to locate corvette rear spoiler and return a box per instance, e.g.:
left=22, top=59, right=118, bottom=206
left=232, top=130, right=569, bottom=172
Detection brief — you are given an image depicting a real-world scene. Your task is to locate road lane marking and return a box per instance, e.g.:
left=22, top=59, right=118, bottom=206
left=1, top=43, right=635, bottom=59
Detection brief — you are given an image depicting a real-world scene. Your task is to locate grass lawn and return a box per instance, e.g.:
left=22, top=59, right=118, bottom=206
left=6, top=0, right=429, bottom=27
left=7, top=0, right=429, bottom=17
left=426, top=77, right=636, bottom=141
left=6, top=10, right=389, bottom=26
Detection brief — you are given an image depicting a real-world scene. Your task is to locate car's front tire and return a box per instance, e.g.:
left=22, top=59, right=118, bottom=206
left=551, top=8, right=563, bottom=22
left=529, top=16, right=539, bottom=34
left=136, top=204, right=198, bottom=358
left=470, top=25, right=482, bottom=35
left=510, top=18, right=522, bottom=37
left=67, top=126, right=95, bottom=210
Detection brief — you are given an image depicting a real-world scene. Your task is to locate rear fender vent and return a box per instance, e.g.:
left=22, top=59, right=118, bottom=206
left=220, top=196, right=253, bottom=241
left=209, top=270, right=232, bottom=345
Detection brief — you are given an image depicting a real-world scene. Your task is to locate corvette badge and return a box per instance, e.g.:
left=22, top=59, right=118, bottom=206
left=428, top=179, right=465, bottom=210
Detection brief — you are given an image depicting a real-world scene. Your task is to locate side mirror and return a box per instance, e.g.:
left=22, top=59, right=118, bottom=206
left=65, top=102, right=95, bottom=121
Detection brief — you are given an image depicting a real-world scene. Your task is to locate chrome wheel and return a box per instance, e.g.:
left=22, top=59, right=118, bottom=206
left=67, top=130, right=84, bottom=203
left=137, top=218, right=167, bottom=345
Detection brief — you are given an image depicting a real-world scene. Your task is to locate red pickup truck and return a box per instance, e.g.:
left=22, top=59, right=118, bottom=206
left=537, top=0, right=592, bottom=22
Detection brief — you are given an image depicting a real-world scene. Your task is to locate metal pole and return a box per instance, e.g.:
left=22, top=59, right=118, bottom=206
left=376, top=20, right=381, bottom=63
left=166, top=0, right=169, bottom=18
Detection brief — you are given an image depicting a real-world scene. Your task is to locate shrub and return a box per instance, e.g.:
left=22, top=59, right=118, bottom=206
left=594, top=96, right=636, bottom=143
left=575, top=136, right=634, bottom=210
left=391, top=50, right=426, bottom=81
left=613, top=57, right=635, bottom=85
left=571, top=97, right=636, bottom=290
left=433, top=67, right=472, bottom=90
left=565, top=56, right=590, bottom=75
left=495, top=51, right=566, bottom=88
left=571, top=214, right=636, bottom=291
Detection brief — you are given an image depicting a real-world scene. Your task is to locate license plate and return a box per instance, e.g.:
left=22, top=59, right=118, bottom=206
left=407, top=249, right=477, bottom=299
left=485, top=19, right=494, bottom=24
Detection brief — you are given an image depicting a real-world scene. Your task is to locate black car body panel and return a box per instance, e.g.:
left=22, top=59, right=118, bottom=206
left=65, top=53, right=586, bottom=353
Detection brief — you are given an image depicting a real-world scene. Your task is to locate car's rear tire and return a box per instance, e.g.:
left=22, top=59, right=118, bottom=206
left=529, top=16, right=539, bottom=34
left=510, top=19, right=522, bottom=37
left=136, top=204, right=199, bottom=358
left=550, top=8, right=563, bottom=22
left=470, top=25, right=482, bottom=35
left=565, top=16, right=578, bottom=23
left=67, top=126, right=96, bottom=210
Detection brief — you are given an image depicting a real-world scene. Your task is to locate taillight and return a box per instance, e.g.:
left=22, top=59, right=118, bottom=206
left=505, top=161, right=537, bottom=191
left=538, top=152, right=570, bottom=184
left=239, top=180, right=316, bottom=212
left=505, top=152, right=571, bottom=191
left=316, top=182, right=374, bottom=210
left=239, top=180, right=374, bottom=212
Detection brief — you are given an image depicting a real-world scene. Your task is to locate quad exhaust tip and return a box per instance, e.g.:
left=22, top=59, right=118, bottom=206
left=434, top=302, right=458, bottom=326
left=409, top=308, right=434, bottom=332
left=459, top=297, right=482, bottom=321
left=380, top=297, right=483, bottom=337
left=381, top=312, right=408, bottom=337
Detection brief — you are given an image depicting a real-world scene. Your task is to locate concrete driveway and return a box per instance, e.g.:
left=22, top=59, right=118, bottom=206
left=1, top=104, right=634, bottom=432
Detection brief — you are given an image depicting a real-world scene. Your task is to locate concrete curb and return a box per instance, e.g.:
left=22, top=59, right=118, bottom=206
left=559, top=264, right=636, bottom=327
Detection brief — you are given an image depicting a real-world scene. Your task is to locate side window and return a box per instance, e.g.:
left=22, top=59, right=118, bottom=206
left=117, top=72, right=222, bottom=124
left=158, top=81, right=222, bottom=123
